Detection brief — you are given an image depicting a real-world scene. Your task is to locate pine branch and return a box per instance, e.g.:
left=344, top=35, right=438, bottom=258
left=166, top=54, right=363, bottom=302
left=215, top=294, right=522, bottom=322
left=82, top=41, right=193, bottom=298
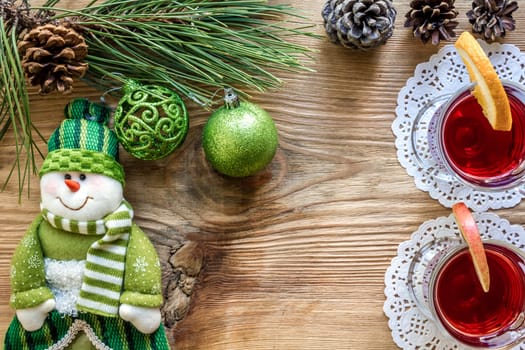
left=0, top=3, right=45, bottom=199
left=41, top=0, right=317, bottom=107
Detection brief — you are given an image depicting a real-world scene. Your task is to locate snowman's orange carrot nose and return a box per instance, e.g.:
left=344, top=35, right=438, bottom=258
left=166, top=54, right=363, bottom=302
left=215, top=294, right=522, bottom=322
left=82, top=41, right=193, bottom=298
left=65, top=179, right=80, bottom=192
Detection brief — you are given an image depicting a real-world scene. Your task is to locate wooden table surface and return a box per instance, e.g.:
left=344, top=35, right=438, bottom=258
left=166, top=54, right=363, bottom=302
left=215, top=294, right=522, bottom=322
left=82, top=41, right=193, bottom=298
left=3, top=1, right=525, bottom=349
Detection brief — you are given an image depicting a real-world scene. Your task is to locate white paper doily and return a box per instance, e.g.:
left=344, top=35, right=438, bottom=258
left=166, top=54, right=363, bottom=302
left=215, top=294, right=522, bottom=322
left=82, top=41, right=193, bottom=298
left=392, top=41, right=525, bottom=211
left=383, top=212, right=525, bottom=349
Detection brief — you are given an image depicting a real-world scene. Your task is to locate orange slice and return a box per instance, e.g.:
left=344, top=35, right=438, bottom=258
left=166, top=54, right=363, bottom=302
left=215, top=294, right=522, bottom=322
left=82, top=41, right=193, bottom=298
left=454, top=31, right=512, bottom=131
left=452, top=202, right=490, bottom=293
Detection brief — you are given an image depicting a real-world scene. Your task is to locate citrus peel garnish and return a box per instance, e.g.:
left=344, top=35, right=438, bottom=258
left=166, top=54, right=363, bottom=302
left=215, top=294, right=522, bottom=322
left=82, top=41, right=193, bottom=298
left=452, top=202, right=490, bottom=293
left=454, top=31, right=512, bottom=131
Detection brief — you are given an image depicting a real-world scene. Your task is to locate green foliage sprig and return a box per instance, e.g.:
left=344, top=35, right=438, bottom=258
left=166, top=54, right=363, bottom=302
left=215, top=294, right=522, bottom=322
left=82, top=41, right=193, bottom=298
left=0, top=1, right=46, bottom=198
left=0, top=0, right=316, bottom=197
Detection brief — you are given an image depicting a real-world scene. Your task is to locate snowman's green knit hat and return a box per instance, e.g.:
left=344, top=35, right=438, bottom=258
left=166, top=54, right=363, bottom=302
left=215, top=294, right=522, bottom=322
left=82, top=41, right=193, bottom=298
left=39, top=99, right=125, bottom=185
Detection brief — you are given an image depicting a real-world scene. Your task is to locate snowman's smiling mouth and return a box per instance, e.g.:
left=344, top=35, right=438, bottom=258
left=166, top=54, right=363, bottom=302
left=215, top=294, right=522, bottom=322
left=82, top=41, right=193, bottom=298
left=57, top=196, right=93, bottom=211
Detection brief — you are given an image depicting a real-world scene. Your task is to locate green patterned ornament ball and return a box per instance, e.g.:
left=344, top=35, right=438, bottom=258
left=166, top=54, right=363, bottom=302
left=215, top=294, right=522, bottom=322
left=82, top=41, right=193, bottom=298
left=202, top=89, right=279, bottom=177
left=113, top=80, right=189, bottom=160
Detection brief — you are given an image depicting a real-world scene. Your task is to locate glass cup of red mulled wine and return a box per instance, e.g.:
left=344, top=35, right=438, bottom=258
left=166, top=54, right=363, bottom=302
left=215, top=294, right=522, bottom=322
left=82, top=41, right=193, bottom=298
left=429, top=81, right=525, bottom=190
left=409, top=238, right=525, bottom=348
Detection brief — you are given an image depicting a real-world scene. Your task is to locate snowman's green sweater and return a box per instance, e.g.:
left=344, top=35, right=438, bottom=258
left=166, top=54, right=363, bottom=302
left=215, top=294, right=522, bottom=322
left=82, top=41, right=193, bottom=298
left=9, top=215, right=163, bottom=311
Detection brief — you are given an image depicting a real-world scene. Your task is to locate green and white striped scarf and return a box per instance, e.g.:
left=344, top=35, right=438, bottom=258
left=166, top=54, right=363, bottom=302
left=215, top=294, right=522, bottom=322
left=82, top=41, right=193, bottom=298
left=41, top=200, right=133, bottom=317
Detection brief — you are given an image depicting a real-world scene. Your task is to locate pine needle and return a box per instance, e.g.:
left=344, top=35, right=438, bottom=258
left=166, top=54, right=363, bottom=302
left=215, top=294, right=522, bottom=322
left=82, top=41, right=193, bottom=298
left=0, top=11, right=43, bottom=199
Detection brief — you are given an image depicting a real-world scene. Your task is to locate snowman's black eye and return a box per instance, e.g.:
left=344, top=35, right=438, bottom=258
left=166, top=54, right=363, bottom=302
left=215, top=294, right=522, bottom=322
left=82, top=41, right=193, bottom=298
left=79, top=174, right=86, bottom=181
left=64, top=174, right=72, bottom=180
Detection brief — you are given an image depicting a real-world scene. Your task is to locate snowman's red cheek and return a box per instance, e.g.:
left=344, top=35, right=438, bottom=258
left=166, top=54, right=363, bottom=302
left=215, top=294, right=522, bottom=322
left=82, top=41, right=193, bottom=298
left=91, top=178, right=119, bottom=192
left=88, top=176, right=103, bottom=187
left=42, top=181, right=59, bottom=196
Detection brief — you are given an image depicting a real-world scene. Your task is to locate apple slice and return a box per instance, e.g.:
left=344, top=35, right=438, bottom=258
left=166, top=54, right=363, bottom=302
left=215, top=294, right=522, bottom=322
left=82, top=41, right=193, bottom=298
left=452, top=202, right=490, bottom=293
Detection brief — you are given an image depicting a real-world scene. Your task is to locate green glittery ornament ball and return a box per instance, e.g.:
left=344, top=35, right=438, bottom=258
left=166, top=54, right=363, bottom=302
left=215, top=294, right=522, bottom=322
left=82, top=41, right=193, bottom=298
left=113, top=80, right=189, bottom=160
left=202, top=89, right=279, bottom=177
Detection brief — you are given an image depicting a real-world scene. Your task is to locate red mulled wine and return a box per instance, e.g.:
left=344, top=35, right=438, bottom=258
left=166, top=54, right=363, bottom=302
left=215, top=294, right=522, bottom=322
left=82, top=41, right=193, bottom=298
left=440, top=83, right=525, bottom=188
left=432, top=242, right=525, bottom=347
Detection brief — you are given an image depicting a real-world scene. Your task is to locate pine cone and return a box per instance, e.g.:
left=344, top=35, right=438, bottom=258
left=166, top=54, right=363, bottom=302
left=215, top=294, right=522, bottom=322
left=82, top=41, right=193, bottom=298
left=322, top=0, right=397, bottom=50
left=467, top=0, right=518, bottom=41
left=18, top=23, right=88, bottom=94
left=404, top=0, right=459, bottom=45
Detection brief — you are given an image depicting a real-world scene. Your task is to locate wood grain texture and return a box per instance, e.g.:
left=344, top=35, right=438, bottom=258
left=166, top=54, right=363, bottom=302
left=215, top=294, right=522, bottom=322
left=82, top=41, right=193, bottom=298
left=3, top=1, right=525, bottom=349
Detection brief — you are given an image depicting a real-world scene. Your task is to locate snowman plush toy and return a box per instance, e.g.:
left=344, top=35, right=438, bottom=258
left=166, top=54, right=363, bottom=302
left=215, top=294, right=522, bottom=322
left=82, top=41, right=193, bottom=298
left=4, top=99, right=170, bottom=349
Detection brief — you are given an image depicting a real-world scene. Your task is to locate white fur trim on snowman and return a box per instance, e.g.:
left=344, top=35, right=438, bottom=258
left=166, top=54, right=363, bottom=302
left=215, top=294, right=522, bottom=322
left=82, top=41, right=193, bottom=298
left=44, top=258, right=85, bottom=316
